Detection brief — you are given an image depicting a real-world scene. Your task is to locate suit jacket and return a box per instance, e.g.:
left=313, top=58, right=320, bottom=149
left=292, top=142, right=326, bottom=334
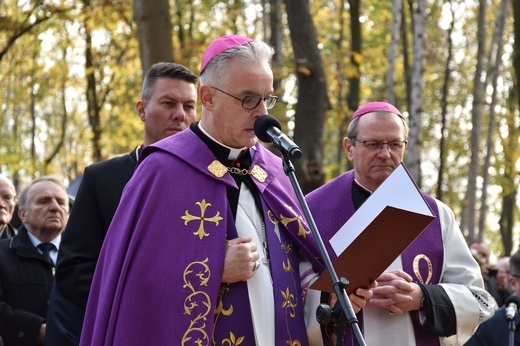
left=464, top=305, right=520, bottom=345
left=46, top=148, right=138, bottom=346
left=0, top=226, right=54, bottom=346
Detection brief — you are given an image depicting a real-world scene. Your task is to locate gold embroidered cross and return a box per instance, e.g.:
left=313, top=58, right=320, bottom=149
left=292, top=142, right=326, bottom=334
left=181, top=199, right=223, bottom=240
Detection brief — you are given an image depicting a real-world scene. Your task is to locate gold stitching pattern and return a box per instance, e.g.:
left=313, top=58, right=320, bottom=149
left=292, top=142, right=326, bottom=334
left=412, top=254, right=433, bottom=284
left=279, top=205, right=310, bottom=239
left=222, top=332, right=245, bottom=345
left=281, top=287, right=297, bottom=318
left=181, top=199, right=223, bottom=240
left=182, top=258, right=212, bottom=345
left=281, top=242, right=294, bottom=272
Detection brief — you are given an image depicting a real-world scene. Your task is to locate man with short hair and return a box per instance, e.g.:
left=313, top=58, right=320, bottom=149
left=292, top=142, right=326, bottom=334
left=0, top=176, right=69, bottom=345
left=80, top=35, right=372, bottom=346
left=466, top=251, right=520, bottom=345
left=45, top=62, right=198, bottom=345
left=488, top=256, right=512, bottom=307
left=0, top=174, right=17, bottom=239
left=306, top=102, right=495, bottom=345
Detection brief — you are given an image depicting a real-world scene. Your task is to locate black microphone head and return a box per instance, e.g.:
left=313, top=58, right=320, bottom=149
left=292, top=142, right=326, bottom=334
left=254, top=115, right=281, bottom=143
left=506, top=295, right=520, bottom=307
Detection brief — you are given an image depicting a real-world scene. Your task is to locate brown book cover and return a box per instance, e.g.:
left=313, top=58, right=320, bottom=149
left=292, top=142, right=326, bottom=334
left=311, top=163, right=435, bottom=294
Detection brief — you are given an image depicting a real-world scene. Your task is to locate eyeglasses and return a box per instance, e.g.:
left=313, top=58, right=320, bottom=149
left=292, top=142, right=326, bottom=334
left=351, top=138, right=408, bottom=153
left=0, top=194, right=16, bottom=204
left=211, top=86, right=278, bottom=110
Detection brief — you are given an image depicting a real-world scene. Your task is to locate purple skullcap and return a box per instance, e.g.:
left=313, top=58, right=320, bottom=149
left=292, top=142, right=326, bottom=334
left=352, top=101, right=404, bottom=119
left=200, top=35, right=253, bottom=74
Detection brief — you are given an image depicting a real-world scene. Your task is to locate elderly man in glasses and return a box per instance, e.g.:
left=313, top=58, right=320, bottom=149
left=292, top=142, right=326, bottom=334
left=306, top=102, right=494, bottom=345
left=81, top=35, right=372, bottom=346
left=0, top=174, right=17, bottom=239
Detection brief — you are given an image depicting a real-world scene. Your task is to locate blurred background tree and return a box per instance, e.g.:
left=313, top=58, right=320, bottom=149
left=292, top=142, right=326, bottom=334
left=0, top=0, right=518, bottom=260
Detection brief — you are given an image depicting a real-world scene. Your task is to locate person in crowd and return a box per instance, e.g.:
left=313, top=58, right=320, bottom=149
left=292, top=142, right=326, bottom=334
left=469, top=239, right=495, bottom=290
left=45, top=62, right=199, bottom=345
left=465, top=251, right=520, bottom=345
left=0, top=174, right=17, bottom=239
left=487, top=256, right=512, bottom=307
left=0, top=176, right=69, bottom=345
left=305, top=101, right=495, bottom=345
left=80, top=35, right=373, bottom=345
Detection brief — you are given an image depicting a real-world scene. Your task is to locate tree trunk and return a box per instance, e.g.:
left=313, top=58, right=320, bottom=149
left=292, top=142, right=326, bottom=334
left=402, top=1, right=412, bottom=108
left=333, top=0, right=349, bottom=176
left=385, top=0, right=402, bottom=105
left=514, top=0, right=520, bottom=100
left=82, top=0, right=102, bottom=162
left=460, top=0, right=487, bottom=240
left=270, top=0, right=284, bottom=95
left=479, top=0, right=510, bottom=239
left=347, top=0, right=361, bottom=112
left=437, top=0, right=456, bottom=201
left=133, top=0, right=174, bottom=73
left=499, top=191, right=516, bottom=255
left=405, top=0, right=427, bottom=186
left=284, top=0, right=329, bottom=193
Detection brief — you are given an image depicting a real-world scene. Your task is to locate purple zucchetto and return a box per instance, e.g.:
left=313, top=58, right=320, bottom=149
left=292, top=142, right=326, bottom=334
left=200, top=35, right=253, bottom=74
left=352, top=102, right=404, bottom=119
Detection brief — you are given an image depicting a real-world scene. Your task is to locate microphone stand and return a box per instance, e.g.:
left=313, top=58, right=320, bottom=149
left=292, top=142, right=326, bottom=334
left=281, top=155, right=366, bottom=346
left=509, top=317, right=515, bottom=346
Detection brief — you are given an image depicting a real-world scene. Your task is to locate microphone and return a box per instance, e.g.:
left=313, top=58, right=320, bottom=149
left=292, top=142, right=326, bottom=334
left=505, top=295, right=520, bottom=321
left=253, top=115, right=302, bottom=159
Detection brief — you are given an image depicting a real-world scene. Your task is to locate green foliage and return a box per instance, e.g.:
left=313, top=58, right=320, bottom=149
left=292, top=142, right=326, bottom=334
left=0, top=0, right=518, bottom=252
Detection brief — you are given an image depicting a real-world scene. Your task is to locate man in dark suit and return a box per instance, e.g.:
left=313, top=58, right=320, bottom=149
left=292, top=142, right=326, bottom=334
left=45, top=62, right=198, bottom=345
left=0, top=174, right=17, bottom=239
left=0, top=176, right=69, bottom=345
left=465, top=251, right=520, bottom=345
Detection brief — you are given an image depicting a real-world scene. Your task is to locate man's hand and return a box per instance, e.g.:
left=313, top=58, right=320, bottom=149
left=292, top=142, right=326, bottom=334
left=39, top=323, right=46, bottom=345
left=367, top=270, right=423, bottom=314
left=328, top=281, right=376, bottom=314
left=222, top=237, right=260, bottom=283
left=350, top=281, right=377, bottom=313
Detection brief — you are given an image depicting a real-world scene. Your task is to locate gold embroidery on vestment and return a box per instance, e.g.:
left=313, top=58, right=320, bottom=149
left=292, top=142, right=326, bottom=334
left=250, top=165, right=267, bottom=182
left=215, top=285, right=233, bottom=316
left=207, top=160, right=228, bottom=178
left=222, top=331, right=245, bottom=346
left=281, top=242, right=294, bottom=272
left=181, top=199, right=223, bottom=240
left=268, top=210, right=279, bottom=225
left=207, top=160, right=268, bottom=183
left=413, top=254, right=433, bottom=284
left=281, top=287, right=297, bottom=318
left=277, top=204, right=310, bottom=239
left=182, top=258, right=211, bottom=345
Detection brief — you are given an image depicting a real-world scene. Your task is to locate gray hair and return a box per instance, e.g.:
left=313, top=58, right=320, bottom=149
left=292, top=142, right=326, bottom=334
left=200, top=41, right=274, bottom=87
left=510, top=251, right=520, bottom=278
left=347, top=111, right=409, bottom=139
left=18, top=176, right=67, bottom=210
left=141, top=62, right=198, bottom=102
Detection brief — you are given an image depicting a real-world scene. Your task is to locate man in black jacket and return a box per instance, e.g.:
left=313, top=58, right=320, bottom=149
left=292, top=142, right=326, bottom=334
left=0, top=174, right=17, bottom=239
left=45, top=62, right=198, bottom=345
left=0, top=176, right=69, bottom=345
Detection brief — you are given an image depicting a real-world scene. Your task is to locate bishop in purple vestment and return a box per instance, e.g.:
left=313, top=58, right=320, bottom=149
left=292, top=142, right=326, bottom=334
left=81, top=36, right=373, bottom=346
left=306, top=102, right=494, bottom=346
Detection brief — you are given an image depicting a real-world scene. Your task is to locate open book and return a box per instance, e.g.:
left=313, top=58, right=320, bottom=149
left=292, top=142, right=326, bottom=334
left=311, top=163, right=435, bottom=293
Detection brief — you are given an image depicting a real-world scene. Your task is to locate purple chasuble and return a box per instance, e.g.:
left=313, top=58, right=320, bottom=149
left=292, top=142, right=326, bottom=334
left=305, top=170, right=444, bottom=346
left=81, top=129, right=323, bottom=346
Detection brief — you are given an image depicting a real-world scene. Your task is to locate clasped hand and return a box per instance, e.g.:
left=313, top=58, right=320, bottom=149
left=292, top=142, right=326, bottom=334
left=366, top=269, right=423, bottom=314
